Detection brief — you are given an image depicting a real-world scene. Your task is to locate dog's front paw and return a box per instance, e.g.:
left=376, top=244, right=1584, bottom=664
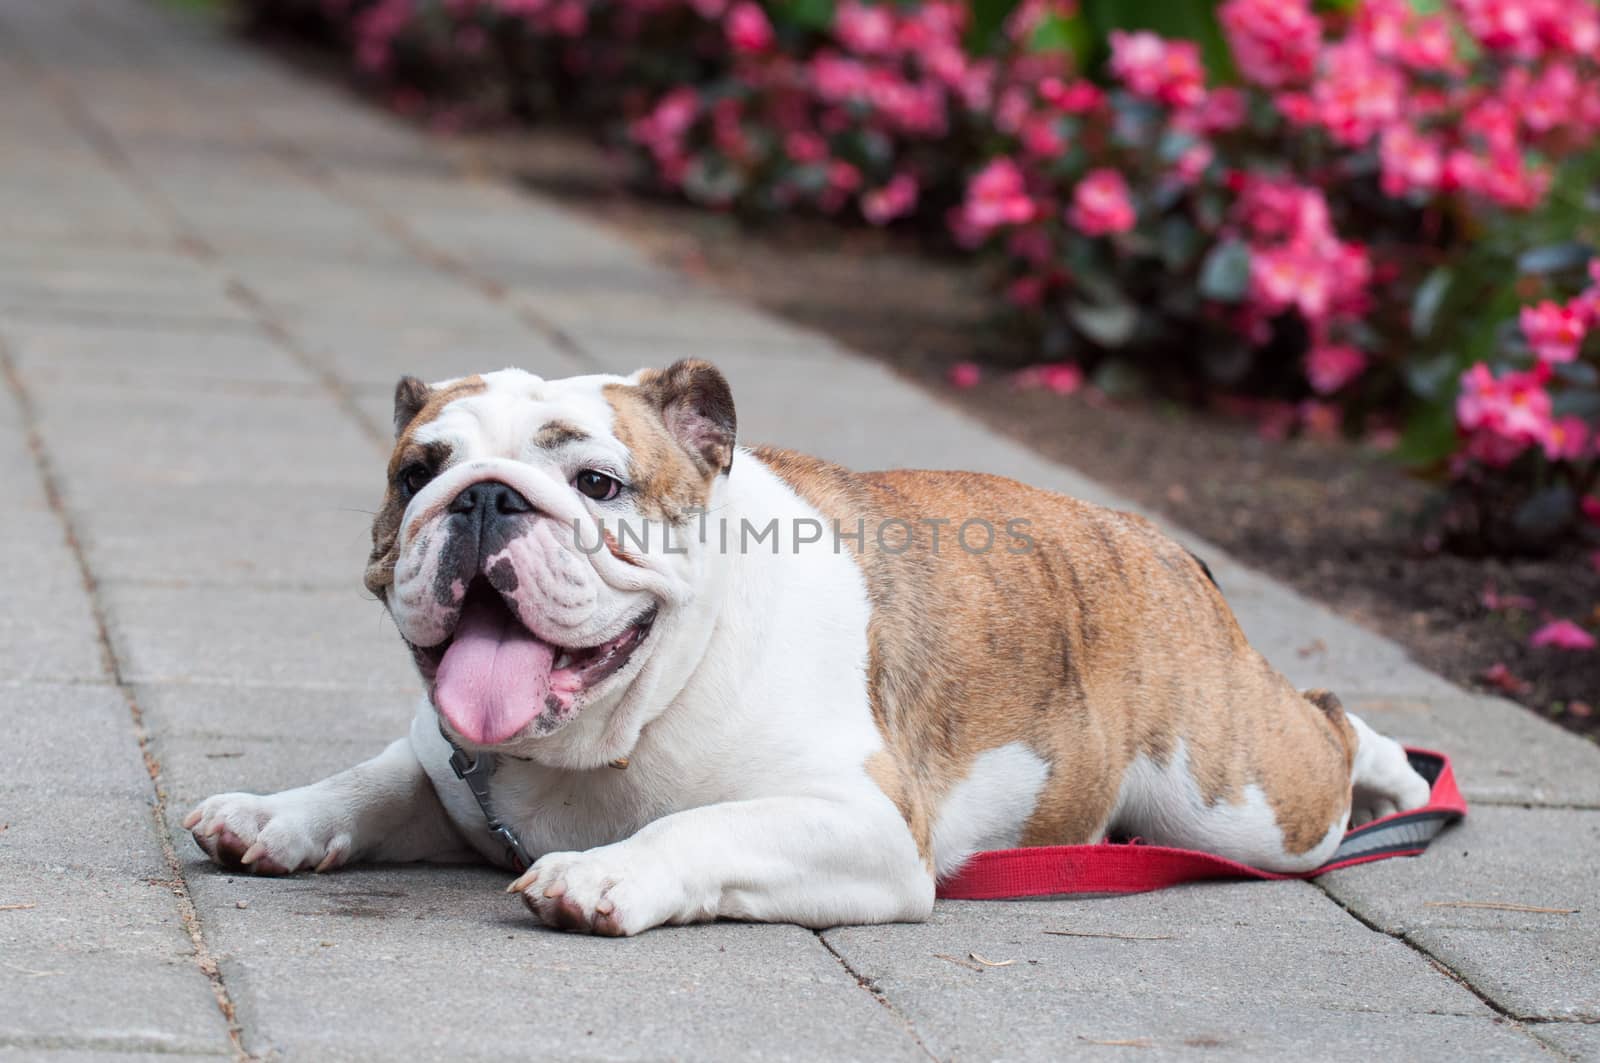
left=182, top=793, right=351, bottom=875
left=509, top=846, right=698, bottom=937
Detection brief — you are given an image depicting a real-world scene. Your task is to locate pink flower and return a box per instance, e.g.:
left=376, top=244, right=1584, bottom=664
left=1522, top=62, right=1579, bottom=133
left=1305, top=344, right=1367, bottom=394
left=1108, top=31, right=1205, bottom=109
left=1005, top=275, right=1047, bottom=308
left=1457, top=0, right=1548, bottom=58
left=1037, top=77, right=1104, bottom=114
left=1251, top=249, right=1331, bottom=319
left=1172, top=142, right=1214, bottom=184
left=1541, top=416, right=1590, bottom=462
left=630, top=87, right=700, bottom=172
left=1478, top=151, right=1552, bottom=210
left=1399, top=15, right=1460, bottom=71
left=834, top=1, right=895, bottom=55
left=827, top=159, right=861, bottom=193
left=1521, top=300, right=1586, bottom=363
left=1020, top=113, right=1066, bottom=157
left=1218, top=0, right=1321, bottom=88
left=1379, top=124, right=1444, bottom=197
left=861, top=173, right=919, bottom=225
left=1480, top=662, right=1530, bottom=694
left=1016, top=362, right=1084, bottom=395
left=1481, top=584, right=1537, bottom=612
left=783, top=131, right=827, bottom=164
left=726, top=2, right=775, bottom=53
left=1067, top=168, right=1136, bottom=237
left=1530, top=619, right=1597, bottom=651
left=947, top=362, right=982, bottom=390
left=1194, top=88, right=1248, bottom=132
left=1456, top=363, right=1555, bottom=465
left=958, top=158, right=1036, bottom=240
left=1311, top=40, right=1404, bottom=146
left=1583, top=495, right=1600, bottom=527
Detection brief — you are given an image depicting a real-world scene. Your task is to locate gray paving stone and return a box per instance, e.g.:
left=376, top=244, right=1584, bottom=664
left=0, top=684, right=147, bottom=799
left=0, top=493, right=107, bottom=684
left=0, top=685, right=166, bottom=877
left=526, top=287, right=825, bottom=347
left=136, top=682, right=415, bottom=746
left=1536, top=1022, right=1600, bottom=1060
left=301, top=321, right=585, bottom=389
left=138, top=684, right=419, bottom=812
left=29, top=388, right=378, bottom=491
left=1343, top=694, right=1600, bottom=807
left=0, top=868, right=233, bottom=1057
left=0, top=689, right=232, bottom=1056
left=0, top=1051, right=228, bottom=1061
left=1, top=318, right=316, bottom=391
left=0, top=257, right=241, bottom=322
left=1321, top=806, right=1600, bottom=1021
left=824, top=887, right=1537, bottom=1061
left=100, top=583, right=417, bottom=690
left=182, top=864, right=926, bottom=1062
left=70, top=479, right=378, bottom=589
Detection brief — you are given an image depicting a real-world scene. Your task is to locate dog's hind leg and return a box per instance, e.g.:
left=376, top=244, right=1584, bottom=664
left=1107, top=689, right=1430, bottom=875
left=184, top=736, right=474, bottom=874
left=1346, top=712, right=1432, bottom=827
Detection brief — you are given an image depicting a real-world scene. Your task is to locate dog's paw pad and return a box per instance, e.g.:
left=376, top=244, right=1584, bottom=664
left=184, top=794, right=347, bottom=876
left=513, top=849, right=658, bottom=936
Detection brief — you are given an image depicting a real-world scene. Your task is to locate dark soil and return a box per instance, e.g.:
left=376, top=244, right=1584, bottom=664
left=233, top=23, right=1600, bottom=740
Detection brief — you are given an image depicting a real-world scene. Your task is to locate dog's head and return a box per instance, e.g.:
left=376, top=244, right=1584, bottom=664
left=365, top=361, right=736, bottom=763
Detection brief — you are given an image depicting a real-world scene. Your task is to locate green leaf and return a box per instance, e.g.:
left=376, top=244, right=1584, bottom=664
left=1516, top=241, right=1593, bottom=276
left=776, top=0, right=833, bottom=32
left=1197, top=239, right=1251, bottom=303
left=967, top=0, right=1021, bottom=52
left=1028, top=11, right=1090, bottom=60
left=1090, top=358, right=1147, bottom=397
left=1410, top=267, right=1453, bottom=340
left=1512, top=485, right=1577, bottom=546
left=1393, top=401, right=1459, bottom=467
left=1157, top=215, right=1202, bottom=271
left=1068, top=297, right=1139, bottom=348
left=1404, top=351, right=1463, bottom=402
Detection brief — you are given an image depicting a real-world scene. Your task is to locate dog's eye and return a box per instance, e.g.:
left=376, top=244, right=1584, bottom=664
left=573, top=469, right=621, bottom=501
left=398, top=463, right=433, bottom=497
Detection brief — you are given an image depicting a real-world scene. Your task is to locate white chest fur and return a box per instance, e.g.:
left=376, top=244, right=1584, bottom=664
left=413, top=454, right=895, bottom=866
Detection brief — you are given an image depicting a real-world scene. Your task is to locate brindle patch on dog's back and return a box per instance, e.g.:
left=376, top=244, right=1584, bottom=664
left=752, top=446, right=1355, bottom=864
left=364, top=375, right=486, bottom=597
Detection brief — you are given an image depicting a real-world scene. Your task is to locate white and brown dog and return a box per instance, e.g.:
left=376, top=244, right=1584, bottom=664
left=186, top=361, right=1431, bottom=935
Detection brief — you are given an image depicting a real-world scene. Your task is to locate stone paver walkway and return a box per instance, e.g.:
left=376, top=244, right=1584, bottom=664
left=1, top=2, right=1596, bottom=1059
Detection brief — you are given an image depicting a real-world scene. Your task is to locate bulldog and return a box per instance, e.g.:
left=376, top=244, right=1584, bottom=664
left=185, top=360, right=1431, bottom=935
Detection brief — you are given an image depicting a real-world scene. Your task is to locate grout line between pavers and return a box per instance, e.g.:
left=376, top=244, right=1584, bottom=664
left=817, top=931, right=943, bottom=1063
left=0, top=340, right=250, bottom=1063
left=0, top=1031, right=231, bottom=1058
left=0, top=13, right=271, bottom=1059
left=232, top=122, right=610, bottom=378
left=1314, top=880, right=1566, bottom=1056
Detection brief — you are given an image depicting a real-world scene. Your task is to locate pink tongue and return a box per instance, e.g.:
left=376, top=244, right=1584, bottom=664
left=433, top=591, right=555, bottom=746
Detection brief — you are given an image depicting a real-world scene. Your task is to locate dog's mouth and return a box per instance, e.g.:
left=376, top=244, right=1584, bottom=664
left=412, top=580, right=655, bottom=747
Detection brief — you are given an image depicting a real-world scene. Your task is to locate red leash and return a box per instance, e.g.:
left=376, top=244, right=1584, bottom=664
left=937, top=748, right=1466, bottom=901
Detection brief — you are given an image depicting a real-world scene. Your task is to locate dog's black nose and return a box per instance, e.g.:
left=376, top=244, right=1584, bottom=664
left=448, top=481, right=535, bottom=517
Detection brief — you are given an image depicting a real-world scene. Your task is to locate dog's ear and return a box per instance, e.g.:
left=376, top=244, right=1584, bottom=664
left=392, top=376, right=430, bottom=439
left=638, top=359, right=737, bottom=474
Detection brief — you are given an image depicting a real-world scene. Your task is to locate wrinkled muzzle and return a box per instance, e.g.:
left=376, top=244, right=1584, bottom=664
left=386, top=460, right=649, bottom=746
